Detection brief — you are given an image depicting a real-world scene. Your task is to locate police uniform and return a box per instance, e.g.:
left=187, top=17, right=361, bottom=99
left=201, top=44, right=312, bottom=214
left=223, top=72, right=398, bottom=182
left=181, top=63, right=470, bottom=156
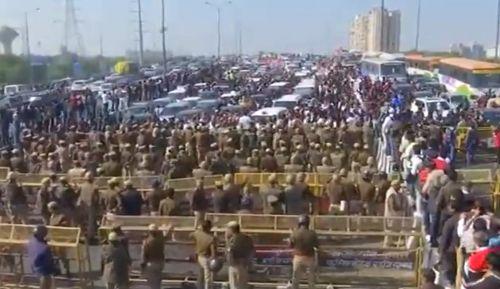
left=290, top=226, right=319, bottom=289
left=141, top=232, right=165, bottom=289
left=191, top=229, right=216, bottom=289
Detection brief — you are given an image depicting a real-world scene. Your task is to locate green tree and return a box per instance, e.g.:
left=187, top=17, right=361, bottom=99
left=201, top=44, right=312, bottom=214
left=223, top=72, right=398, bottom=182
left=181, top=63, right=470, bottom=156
left=0, top=54, right=29, bottom=85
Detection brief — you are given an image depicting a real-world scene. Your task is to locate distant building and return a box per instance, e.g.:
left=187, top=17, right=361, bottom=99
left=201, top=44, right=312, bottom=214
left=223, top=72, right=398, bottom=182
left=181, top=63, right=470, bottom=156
left=471, top=42, right=486, bottom=59
left=349, top=7, right=401, bottom=53
left=450, top=42, right=485, bottom=59
left=486, top=47, right=500, bottom=58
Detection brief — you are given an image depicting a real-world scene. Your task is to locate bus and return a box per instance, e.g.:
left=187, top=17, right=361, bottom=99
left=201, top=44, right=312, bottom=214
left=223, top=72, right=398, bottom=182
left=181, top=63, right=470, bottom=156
left=360, top=57, right=407, bottom=82
left=438, top=57, right=500, bottom=98
left=405, top=54, right=441, bottom=78
left=293, top=78, right=316, bottom=97
left=272, top=94, right=303, bottom=109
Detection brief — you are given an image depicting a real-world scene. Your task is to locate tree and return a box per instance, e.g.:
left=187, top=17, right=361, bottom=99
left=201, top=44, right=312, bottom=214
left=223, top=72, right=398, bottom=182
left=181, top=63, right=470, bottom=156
left=0, top=55, right=29, bottom=85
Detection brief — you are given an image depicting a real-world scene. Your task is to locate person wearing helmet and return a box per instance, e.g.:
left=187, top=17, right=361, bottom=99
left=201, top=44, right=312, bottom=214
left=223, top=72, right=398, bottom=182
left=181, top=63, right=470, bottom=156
left=4, top=171, right=28, bottom=224
left=141, top=223, right=173, bottom=289
left=78, top=172, right=100, bottom=241
left=191, top=178, right=209, bottom=229
left=119, top=180, right=143, bottom=215
left=102, top=231, right=131, bottom=289
left=358, top=171, right=376, bottom=215
left=27, top=225, right=57, bottom=289
left=48, top=201, right=71, bottom=277
left=226, top=221, right=254, bottom=289
left=289, top=215, right=319, bottom=289
left=190, top=220, right=217, bottom=289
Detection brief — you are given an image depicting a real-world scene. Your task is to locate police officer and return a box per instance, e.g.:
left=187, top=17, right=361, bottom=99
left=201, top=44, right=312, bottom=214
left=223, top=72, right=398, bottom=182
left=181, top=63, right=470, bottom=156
left=191, top=220, right=217, bottom=289
left=141, top=224, right=173, bottom=289
left=290, top=215, right=319, bottom=289
left=226, top=221, right=254, bottom=289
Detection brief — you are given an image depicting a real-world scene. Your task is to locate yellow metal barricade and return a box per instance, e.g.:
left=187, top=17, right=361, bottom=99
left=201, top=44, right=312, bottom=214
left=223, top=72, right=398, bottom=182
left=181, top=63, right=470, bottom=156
left=0, top=224, right=90, bottom=288
left=456, top=126, right=493, bottom=150
left=0, top=167, right=9, bottom=180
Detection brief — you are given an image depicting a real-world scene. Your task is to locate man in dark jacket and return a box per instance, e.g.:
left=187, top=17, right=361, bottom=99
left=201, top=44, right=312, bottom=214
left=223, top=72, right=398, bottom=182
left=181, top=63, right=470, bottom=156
left=119, top=180, right=143, bottom=215
left=191, top=179, right=209, bottom=228
left=464, top=251, right=500, bottom=289
left=27, top=225, right=58, bottom=289
left=420, top=268, right=443, bottom=289
left=102, top=231, right=131, bottom=289
left=290, top=215, right=319, bottom=289
left=3, top=172, right=28, bottom=224
left=438, top=198, right=463, bottom=288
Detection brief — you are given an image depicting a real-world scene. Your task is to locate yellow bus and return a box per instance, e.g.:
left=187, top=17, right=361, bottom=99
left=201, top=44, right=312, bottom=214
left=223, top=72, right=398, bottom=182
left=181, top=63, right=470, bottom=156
left=438, top=57, right=500, bottom=97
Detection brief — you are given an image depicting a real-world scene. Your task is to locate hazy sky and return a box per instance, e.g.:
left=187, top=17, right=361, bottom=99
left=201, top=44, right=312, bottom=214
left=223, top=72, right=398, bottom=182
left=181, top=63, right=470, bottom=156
left=1, top=0, right=499, bottom=56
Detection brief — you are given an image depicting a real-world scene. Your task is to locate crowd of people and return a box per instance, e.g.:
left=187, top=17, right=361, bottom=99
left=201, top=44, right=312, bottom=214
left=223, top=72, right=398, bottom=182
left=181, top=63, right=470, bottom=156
left=1, top=55, right=499, bottom=289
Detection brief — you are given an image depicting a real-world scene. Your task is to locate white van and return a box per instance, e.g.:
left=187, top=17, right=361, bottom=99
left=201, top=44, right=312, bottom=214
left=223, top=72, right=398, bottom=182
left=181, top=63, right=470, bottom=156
left=4, top=84, right=31, bottom=96
left=251, top=107, right=288, bottom=121
left=272, top=94, right=303, bottom=109
left=293, top=78, right=316, bottom=97
left=411, top=97, right=451, bottom=118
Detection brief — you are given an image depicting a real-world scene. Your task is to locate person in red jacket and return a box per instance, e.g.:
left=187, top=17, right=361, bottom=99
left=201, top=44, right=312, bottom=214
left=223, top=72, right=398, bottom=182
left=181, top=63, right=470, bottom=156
left=493, top=126, right=500, bottom=165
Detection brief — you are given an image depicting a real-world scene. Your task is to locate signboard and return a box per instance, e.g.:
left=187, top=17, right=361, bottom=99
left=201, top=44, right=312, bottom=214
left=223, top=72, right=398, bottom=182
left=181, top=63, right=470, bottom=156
left=254, top=248, right=416, bottom=271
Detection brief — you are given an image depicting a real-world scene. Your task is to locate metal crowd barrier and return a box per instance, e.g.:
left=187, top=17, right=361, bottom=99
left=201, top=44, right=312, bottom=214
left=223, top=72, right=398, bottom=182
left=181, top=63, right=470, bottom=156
left=0, top=224, right=91, bottom=288
left=0, top=168, right=223, bottom=192
left=456, top=126, right=493, bottom=150
left=234, top=173, right=331, bottom=195
left=97, top=213, right=424, bottom=287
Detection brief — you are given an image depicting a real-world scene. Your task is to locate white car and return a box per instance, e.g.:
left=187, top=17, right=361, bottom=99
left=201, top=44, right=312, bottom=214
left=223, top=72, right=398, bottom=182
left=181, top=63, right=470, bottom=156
left=71, top=80, right=87, bottom=91
left=411, top=97, right=451, bottom=118
left=99, top=83, right=114, bottom=93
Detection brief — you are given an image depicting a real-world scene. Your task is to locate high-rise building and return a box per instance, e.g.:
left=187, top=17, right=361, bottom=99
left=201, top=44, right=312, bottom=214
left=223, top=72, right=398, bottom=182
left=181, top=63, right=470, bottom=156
left=450, top=42, right=486, bottom=59
left=470, top=42, right=486, bottom=59
left=349, top=7, right=401, bottom=53
left=349, top=15, right=368, bottom=51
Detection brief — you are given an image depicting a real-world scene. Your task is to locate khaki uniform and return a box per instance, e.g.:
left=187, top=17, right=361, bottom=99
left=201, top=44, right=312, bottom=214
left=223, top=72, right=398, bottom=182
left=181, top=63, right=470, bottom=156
left=158, top=197, right=176, bottom=216
left=141, top=234, right=165, bottom=289
left=191, top=230, right=216, bottom=289
left=290, top=227, right=319, bottom=289
left=284, top=164, right=303, bottom=173
left=316, top=165, right=335, bottom=174
left=227, top=233, right=254, bottom=289
left=238, top=166, right=259, bottom=173
left=192, top=168, right=212, bottom=180
left=357, top=179, right=376, bottom=215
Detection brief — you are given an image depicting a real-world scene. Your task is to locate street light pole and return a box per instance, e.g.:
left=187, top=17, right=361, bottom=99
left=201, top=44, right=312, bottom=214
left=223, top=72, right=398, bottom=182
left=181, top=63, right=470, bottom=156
left=161, top=0, right=167, bottom=72
left=380, top=0, right=385, bottom=52
left=415, top=0, right=421, bottom=51
left=496, top=0, right=500, bottom=60
left=205, top=1, right=231, bottom=59
left=24, top=12, right=33, bottom=86
left=137, top=0, right=144, bottom=66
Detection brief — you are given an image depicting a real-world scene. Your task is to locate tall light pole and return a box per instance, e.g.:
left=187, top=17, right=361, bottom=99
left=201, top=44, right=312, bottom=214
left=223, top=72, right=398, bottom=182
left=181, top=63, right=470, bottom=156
left=380, top=0, right=385, bottom=52
left=415, top=0, right=421, bottom=51
left=161, top=0, right=167, bottom=73
left=496, top=0, right=500, bottom=60
left=25, top=12, right=31, bottom=65
left=137, top=0, right=144, bottom=66
left=24, top=8, right=39, bottom=86
left=205, top=1, right=232, bottom=59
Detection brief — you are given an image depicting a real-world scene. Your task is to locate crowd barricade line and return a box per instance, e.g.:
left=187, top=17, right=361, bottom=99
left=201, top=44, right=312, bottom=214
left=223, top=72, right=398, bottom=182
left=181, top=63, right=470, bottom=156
left=456, top=126, right=493, bottom=151
left=0, top=167, right=9, bottom=180
left=0, top=224, right=91, bottom=288
left=97, top=213, right=424, bottom=287
left=234, top=173, right=330, bottom=196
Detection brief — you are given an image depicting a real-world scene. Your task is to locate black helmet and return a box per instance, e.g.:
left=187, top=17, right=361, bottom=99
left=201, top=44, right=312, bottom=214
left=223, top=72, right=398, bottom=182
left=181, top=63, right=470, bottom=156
left=34, top=225, right=48, bottom=239
left=298, top=215, right=310, bottom=226
left=208, top=258, right=224, bottom=272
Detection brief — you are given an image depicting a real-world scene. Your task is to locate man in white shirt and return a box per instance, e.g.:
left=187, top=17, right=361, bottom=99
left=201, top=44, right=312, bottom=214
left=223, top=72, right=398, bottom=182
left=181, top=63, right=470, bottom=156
left=238, top=114, right=252, bottom=130
left=381, top=113, right=394, bottom=156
